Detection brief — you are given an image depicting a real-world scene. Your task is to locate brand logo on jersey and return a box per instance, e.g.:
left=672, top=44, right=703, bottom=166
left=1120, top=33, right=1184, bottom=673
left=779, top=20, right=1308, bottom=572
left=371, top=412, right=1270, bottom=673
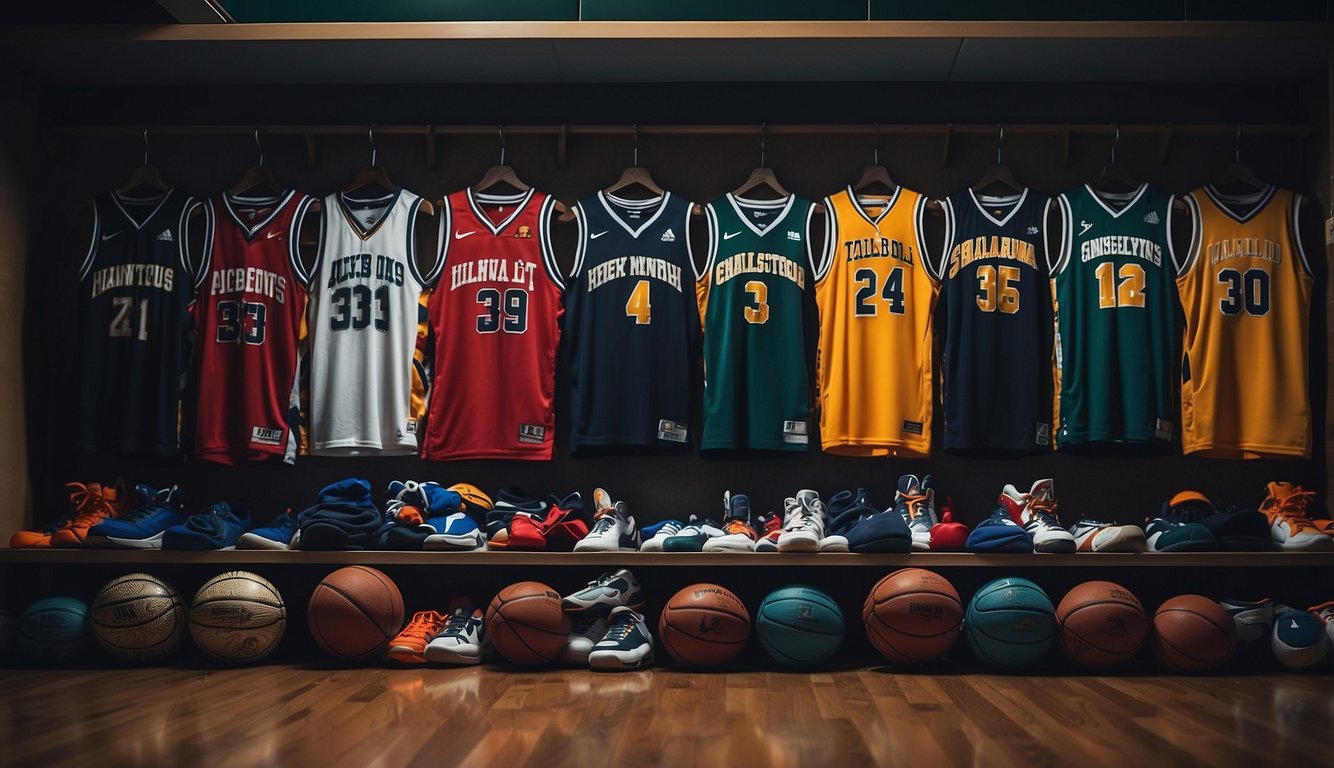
left=514, top=225, right=533, bottom=239
left=1027, top=226, right=1040, bottom=235
left=660, top=229, right=676, bottom=242
left=156, top=230, right=174, bottom=242
left=364, top=214, right=378, bottom=226
left=658, top=419, right=688, bottom=443
left=1078, top=220, right=1094, bottom=236
left=90, top=263, right=175, bottom=298
left=842, top=236, right=913, bottom=265
left=590, top=231, right=608, bottom=240
left=518, top=423, right=546, bottom=444
left=265, top=230, right=284, bottom=239
left=783, top=420, right=808, bottom=444
left=723, top=231, right=742, bottom=241
left=250, top=426, right=283, bottom=446
left=454, top=230, right=477, bottom=240
left=1035, top=422, right=1050, bottom=446
left=787, top=231, right=801, bottom=241
left=100, top=231, right=120, bottom=241
left=1143, top=211, right=1160, bottom=225
left=395, top=420, right=418, bottom=440
left=327, top=253, right=405, bottom=288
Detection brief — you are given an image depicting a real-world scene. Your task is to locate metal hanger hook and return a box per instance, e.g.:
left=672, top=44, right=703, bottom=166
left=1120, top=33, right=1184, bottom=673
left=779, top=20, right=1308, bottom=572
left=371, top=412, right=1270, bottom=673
left=1110, top=123, right=1120, bottom=166
left=254, top=129, right=264, bottom=167
left=1235, top=124, right=1242, bottom=165
left=633, top=123, right=639, bottom=168
left=997, top=125, right=1004, bottom=166
left=368, top=125, right=377, bottom=167
left=498, top=125, right=507, bottom=166
left=760, top=122, right=767, bottom=168
left=873, top=123, right=880, bottom=166
left=142, top=128, right=150, bottom=166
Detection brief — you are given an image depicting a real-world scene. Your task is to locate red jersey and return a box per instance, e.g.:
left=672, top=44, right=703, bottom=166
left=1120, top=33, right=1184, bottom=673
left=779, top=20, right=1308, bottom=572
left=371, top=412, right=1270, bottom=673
left=422, top=188, right=563, bottom=460
left=192, top=191, right=311, bottom=464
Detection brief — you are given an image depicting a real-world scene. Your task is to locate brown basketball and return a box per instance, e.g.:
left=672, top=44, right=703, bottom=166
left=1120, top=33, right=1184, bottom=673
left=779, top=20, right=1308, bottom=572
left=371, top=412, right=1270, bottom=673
left=306, top=566, right=403, bottom=662
left=862, top=568, right=962, bottom=665
left=658, top=583, right=750, bottom=667
left=1153, top=594, right=1236, bottom=673
left=1055, top=580, right=1148, bottom=668
left=484, top=581, right=570, bottom=666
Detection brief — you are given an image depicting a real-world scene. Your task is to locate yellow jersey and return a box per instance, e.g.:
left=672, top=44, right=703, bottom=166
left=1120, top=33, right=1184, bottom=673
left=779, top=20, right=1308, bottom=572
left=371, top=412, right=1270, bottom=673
left=815, top=186, right=938, bottom=457
left=1177, top=185, right=1311, bottom=458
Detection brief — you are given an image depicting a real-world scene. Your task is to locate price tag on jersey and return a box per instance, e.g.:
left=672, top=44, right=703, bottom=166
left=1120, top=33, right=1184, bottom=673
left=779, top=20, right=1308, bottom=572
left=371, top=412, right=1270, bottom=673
left=782, top=421, right=809, bottom=444
left=657, top=420, right=688, bottom=443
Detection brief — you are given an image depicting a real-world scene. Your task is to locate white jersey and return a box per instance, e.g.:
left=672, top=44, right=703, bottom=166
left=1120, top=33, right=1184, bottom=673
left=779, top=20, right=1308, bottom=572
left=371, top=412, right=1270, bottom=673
left=306, top=189, right=438, bottom=455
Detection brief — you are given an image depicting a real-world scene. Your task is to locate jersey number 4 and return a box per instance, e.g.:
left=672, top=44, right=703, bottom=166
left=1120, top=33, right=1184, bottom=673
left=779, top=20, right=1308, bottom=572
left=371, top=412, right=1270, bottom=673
left=854, top=267, right=905, bottom=316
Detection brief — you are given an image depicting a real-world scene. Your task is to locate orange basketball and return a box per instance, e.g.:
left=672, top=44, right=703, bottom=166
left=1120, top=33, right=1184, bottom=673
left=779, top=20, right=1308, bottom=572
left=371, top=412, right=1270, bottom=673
left=306, top=566, right=403, bottom=662
left=862, top=568, right=962, bottom=665
left=1153, top=594, right=1236, bottom=673
left=658, top=583, right=750, bottom=667
left=484, top=581, right=570, bottom=666
left=1055, top=580, right=1148, bottom=668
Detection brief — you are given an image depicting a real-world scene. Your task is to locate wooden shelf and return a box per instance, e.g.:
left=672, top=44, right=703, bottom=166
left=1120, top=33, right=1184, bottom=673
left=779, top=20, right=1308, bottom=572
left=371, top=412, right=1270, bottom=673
left=1, top=549, right=1330, bottom=567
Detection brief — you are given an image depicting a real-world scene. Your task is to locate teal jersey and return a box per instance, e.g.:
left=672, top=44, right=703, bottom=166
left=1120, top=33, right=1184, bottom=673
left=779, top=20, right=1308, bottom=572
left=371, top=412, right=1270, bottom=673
left=1052, top=184, right=1179, bottom=450
left=699, top=194, right=816, bottom=453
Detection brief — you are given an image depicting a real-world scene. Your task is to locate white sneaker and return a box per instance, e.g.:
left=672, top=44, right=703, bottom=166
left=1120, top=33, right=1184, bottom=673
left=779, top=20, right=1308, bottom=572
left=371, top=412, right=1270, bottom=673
left=562, top=613, right=609, bottom=665
left=574, top=499, right=640, bottom=552
left=1068, top=518, right=1147, bottom=553
left=1219, top=597, right=1274, bottom=645
left=777, top=489, right=825, bottom=553
left=424, top=600, right=484, bottom=666
left=639, top=519, right=682, bottom=552
left=703, top=491, right=757, bottom=552
left=1005, top=479, right=1075, bottom=554
left=588, top=606, right=655, bottom=671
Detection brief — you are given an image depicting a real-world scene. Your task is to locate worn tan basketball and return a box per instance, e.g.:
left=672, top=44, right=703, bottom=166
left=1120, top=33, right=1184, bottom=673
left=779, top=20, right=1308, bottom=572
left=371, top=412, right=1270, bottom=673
left=485, top=581, right=570, bottom=666
left=91, top=573, right=186, bottom=664
left=307, top=566, right=404, bottom=663
left=189, top=571, right=287, bottom=664
left=1056, top=580, right=1148, bottom=668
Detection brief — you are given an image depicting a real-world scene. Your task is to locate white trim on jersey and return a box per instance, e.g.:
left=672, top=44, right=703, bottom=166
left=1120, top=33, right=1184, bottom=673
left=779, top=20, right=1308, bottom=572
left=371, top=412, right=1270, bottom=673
left=684, top=202, right=702, bottom=282
left=192, top=198, right=216, bottom=292
left=1204, top=184, right=1276, bottom=225
left=802, top=200, right=817, bottom=276
left=417, top=196, right=445, bottom=288
left=728, top=193, right=795, bottom=238
left=177, top=196, right=196, bottom=291
left=938, top=196, right=956, bottom=282
left=814, top=195, right=838, bottom=284
left=288, top=195, right=314, bottom=289
left=1053, top=194, right=1074, bottom=275
left=433, top=198, right=452, bottom=289
left=78, top=201, right=100, bottom=281
left=846, top=184, right=901, bottom=228
left=703, top=202, right=720, bottom=278
left=403, top=194, right=428, bottom=288
left=1085, top=182, right=1148, bottom=220
left=312, top=194, right=332, bottom=288
left=969, top=188, right=1029, bottom=229
left=467, top=188, right=534, bottom=236
left=1292, top=192, right=1312, bottom=278
left=599, top=190, right=671, bottom=239
left=110, top=188, right=173, bottom=231
left=224, top=189, right=295, bottom=239
left=571, top=202, right=588, bottom=280
left=538, top=195, right=564, bottom=290
left=1174, top=193, right=1203, bottom=278
left=913, top=194, right=938, bottom=284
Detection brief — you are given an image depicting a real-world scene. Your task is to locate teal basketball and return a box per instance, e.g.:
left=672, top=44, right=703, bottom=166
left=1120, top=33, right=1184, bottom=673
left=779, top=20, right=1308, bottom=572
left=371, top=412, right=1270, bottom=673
left=965, top=577, right=1056, bottom=668
left=17, top=597, right=94, bottom=665
left=755, top=585, right=845, bottom=667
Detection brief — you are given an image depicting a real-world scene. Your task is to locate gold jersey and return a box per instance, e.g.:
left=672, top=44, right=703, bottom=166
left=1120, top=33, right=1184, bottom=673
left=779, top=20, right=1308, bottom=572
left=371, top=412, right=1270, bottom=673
left=1177, top=185, right=1311, bottom=458
left=815, top=186, right=938, bottom=457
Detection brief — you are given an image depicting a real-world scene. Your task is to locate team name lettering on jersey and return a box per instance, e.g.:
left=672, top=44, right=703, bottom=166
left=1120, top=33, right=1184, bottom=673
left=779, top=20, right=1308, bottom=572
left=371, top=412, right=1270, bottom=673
left=713, top=251, right=806, bottom=288
left=1079, top=235, right=1162, bottom=266
left=210, top=267, right=287, bottom=303
left=327, top=253, right=405, bottom=288
left=450, top=258, right=537, bottom=291
left=945, top=236, right=1038, bottom=279
left=90, top=263, right=175, bottom=298
left=843, top=237, right=914, bottom=265
left=587, top=255, right=683, bottom=292
left=1207, top=238, right=1282, bottom=266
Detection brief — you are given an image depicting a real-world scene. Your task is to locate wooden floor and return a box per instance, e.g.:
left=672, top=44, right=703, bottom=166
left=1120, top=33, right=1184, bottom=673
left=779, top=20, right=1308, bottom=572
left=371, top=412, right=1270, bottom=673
left=0, top=666, right=1329, bottom=768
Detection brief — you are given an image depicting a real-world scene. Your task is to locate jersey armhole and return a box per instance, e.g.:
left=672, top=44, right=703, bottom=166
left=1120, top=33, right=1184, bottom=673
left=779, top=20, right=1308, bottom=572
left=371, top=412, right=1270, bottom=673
left=1051, top=195, right=1073, bottom=275
left=914, top=194, right=938, bottom=284
left=539, top=195, right=564, bottom=291
left=178, top=196, right=199, bottom=289
left=685, top=204, right=703, bottom=283
left=78, top=201, right=100, bottom=281
left=288, top=195, right=315, bottom=290
left=420, top=198, right=447, bottom=288
left=310, top=198, right=328, bottom=288
left=1291, top=192, right=1313, bottom=278
left=569, top=203, right=587, bottom=281
left=404, top=195, right=431, bottom=288
left=814, top=196, right=837, bottom=283
left=938, top=197, right=956, bottom=282
left=191, top=199, right=215, bottom=292
left=1173, top=193, right=1203, bottom=278
left=803, top=201, right=818, bottom=277
left=701, top=203, right=719, bottom=279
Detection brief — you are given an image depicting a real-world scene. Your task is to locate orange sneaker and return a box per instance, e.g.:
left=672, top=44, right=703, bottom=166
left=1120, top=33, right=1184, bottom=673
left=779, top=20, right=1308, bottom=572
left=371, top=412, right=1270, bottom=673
left=1259, top=481, right=1332, bottom=551
left=11, top=481, right=126, bottom=548
left=386, top=610, right=449, bottom=665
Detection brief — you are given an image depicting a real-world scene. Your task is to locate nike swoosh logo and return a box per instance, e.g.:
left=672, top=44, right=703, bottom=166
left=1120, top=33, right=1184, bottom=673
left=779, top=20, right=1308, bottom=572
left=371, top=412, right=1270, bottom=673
left=454, top=230, right=477, bottom=240
left=1078, top=220, right=1093, bottom=236
left=723, top=231, right=742, bottom=240
left=266, top=230, right=283, bottom=239
left=590, top=231, right=608, bottom=239
left=100, top=232, right=120, bottom=241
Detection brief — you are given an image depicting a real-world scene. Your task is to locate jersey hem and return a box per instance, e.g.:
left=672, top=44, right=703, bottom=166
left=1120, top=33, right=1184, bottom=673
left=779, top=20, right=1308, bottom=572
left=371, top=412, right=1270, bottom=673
left=819, top=440, right=931, bottom=458
left=422, top=448, right=554, bottom=461
left=1181, top=441, right=1311, bottom=459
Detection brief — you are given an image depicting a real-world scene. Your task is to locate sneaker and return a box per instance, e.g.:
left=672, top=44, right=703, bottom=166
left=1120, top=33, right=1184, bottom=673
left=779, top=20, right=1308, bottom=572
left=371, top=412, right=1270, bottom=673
left=1220, top=597, right=1274, bottom=645
left=639, top=519, right=683, bottom=552
left=1195, top=503, right=1273, bottom=551
left=1307, top=601, right=1334, bottom=649
left=162, top=502, right=252, bottom=550
left=777, top=489, right=826, bottom=553
left=294, top=478, right=381, bottom=551
left=818, top=490, right=864, bottom=553
left=1259, top=482, right=1332, bottom=551
left=703, top=491, right=757, bottom=552
left=588, top=606, right=654, bottom=671
left=930, top=497, right=970, bottom=551
left=575, top=493, right=640, bottom=552
left=387, top=610, right=448, bottom=665
left=966, top=508, right=1035, bottom=553
left=562, top=568, right=645, bottom=612
left=425, top=599, right=485, bottom=665
left=488, top=488, right=547, bottom=550
left=562, top=613, right=609, bottom=665
left=663, top=517, right=724, bottom=552
left=896, top=474, right=937, bottom=551
left=86, top=485, right=186, bottom=549
left=379, top=481, right=485, bottom=552
left=1068, top=518, right=1147, bottom=553
left=238, top=510, right=298, bottom=550
left=43, top=481, right=128, bottom=548
left=510, top=493, right=588, bottom=552
left=754, top=513, right=783, bottom=552
left=447, top=483, right=493, bottom=519
left=1003, top=480, right=1075, bottom=554
left=1145, top=492, right=1218, bottom=552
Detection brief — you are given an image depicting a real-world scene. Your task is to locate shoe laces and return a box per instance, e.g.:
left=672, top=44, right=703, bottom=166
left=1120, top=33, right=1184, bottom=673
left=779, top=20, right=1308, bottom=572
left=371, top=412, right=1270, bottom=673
left=900, top=493, right=929, bottom=522
left=1028, top=494, right=1061, bottom=526
left=1275, top=487, right=1316, bottom=522
left=66, top=482, right=117, bottom=523
left=443, top=609, right=478, bottom=636
left=603, top=613, right=640, bottom=641
left=589, top=514, right=616, bottom=535
left=399, top=611, right=447, bottom=641
left=724, top=519, right=756, bottom=539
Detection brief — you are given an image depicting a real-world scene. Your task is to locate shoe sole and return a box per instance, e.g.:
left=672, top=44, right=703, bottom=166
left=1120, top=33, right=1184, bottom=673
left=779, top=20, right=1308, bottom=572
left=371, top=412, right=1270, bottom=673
left=1033, top=540, right=1076, bottom=553
left=574, top=541, right=639, bottom=552
left=386, top=649, right=428, bottom=664
left=236, top=533, right=290, bottom=550
left=777, top=532, right=818, bottom=552
left=817, top=537, right=850, bottom=553
left=849, top=538, right=914, bottom=553
left=702, top=537, right=756, bottom=552
left=1276, top=536, right=1334, bottom=551
left=755, top=540, right=779, bottom=552
left=662, top=538, right=706, bottom=552
left=424, top=535, right=486, bottom=551
left=425, top=644, right=481, bottom=665
left=639, top=540, right=671, bottom=552
left=588, top=646, right=653, bottom=670
left=95, top=533, right=167, bottom=549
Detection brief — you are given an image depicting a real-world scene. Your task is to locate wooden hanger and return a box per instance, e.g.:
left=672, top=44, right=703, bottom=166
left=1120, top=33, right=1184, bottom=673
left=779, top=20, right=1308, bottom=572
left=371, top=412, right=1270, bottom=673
left=604, top=126, right=664, bottom=198
left=343, top=126, right=433, bottom=216
left=971, top=127, right=1024, bottom=196
left=228, top=130, right=283, bottom=198
left=476, top=126, right=570, bottom=218
left=118, top=129, right=169, bottom=197
left=1090, top=124, right=1138, bottom=193
left=731, top=124, right=790, bottom=200
left=1213, top=126, right=1268, bottom=194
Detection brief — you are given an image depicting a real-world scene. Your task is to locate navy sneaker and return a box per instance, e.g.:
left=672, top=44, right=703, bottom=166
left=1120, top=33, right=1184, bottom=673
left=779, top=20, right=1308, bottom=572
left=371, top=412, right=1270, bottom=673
left=1196, top=503, right=1274, bottom=551
left=663, top=517, right=724, bottom=552
left=639, top=519, right=684, bottom=552
left=487, top=487, right=547, bottom=550
left=818, top=489, right=873, bottom=552
left=163, top=502, right=252, bottom=550
left=842, top=488, right=913, bottom=553
left=86, top=485, right=186, bottom=549
left=562, top=568, right=645, bottom=613
left=966, top=508, right=1034, bottom=553
left=295, top=478, right=381, bottom=551
left=237, top=510, right=298, bottom=550
left=588, top=606, right=654, bottom=671
left=1145, top=492, right=1217, bottom=552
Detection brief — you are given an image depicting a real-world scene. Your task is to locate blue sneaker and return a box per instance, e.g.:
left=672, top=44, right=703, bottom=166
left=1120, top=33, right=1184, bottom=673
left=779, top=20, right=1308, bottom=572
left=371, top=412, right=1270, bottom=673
left=966, top=508, right=1035, bottom=553
left=237, top=510, right=297, bottom=550
left=86, top=485, right=185, bottom=549
left=818, top=489, right=874, bottom=552
left=379, top=480, right=484, bottom=551
left=295, top=478, right=381, bottom=551
left=163, top=502, right=252, bottom=550
left=639, top=519, right=683, bottom=552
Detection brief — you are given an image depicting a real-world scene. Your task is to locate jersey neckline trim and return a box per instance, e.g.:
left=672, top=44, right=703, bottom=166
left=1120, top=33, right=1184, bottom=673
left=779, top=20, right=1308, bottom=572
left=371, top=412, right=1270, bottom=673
left=223, top=189, right=295, bottom=241
left=967, top=187, right=1029, bottom=229
left=466, top=187, right=536, bottom=236
left=1202, top=184, right=1276, bottom=225
left=597, top=190, right=673, bottom=239
left=110, top=189, right=176, bottom=231
left=336, top=188, right=403, bottom=241
left=844, top=184, right=902, bottom=229
left=726, top=193, right=796, bottom=238
left=1083, top=182, right=1149, bottom=219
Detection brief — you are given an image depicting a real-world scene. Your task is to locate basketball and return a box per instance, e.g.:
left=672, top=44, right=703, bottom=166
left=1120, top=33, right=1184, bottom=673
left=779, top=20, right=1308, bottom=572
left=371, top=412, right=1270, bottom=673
left=1056, top=580, right=1148, bottom=668
left=1152, top=594, right=1236, bottom=673
left=658, top=583, right=751, bottom=667
left=863, top=568, right=962, bottom=665
left=91, top=573, right=186, bottom=664
left=965, top=577, right=1056, bottom=668
left=189, top=571, right=287, bottom=664
left=17, top=597, right=93, bottom=665
left=756, top=585, right=844, bottom=668
left=484, top=581, right=570, bottom=666
left=1271, top=610, right=1330, bottom=671
left=307, top=566, right=404, bottom=663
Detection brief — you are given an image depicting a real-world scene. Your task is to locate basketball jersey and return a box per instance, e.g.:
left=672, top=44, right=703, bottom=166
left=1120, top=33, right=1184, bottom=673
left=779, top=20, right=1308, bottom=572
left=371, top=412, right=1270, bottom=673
left=306, top=189, right=437, bottom=456
left=1177, top=185, right=1311, bottom=458
left=698, top=193, right=816, bottom=454
left=939, top=188, right=1052, bottom=454
left=76, top=189, right=195, bottom=457
left=421, top=188, right=563, bottom=461
left=566, top=191, right=699, bottom=454
left=1052, top=183, right=1177, bottom=450
left=191, top=191, right=312, bottom=465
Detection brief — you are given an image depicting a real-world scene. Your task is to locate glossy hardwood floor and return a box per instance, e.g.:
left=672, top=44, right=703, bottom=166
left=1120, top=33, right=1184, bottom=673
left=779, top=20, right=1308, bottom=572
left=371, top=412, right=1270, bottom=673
left=1, top=665, right=1329, bottom=768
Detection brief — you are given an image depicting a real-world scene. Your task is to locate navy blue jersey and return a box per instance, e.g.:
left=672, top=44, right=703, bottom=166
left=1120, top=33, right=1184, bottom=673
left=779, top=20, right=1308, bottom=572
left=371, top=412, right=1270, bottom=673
left=76, top=189, right=196, bottom=456
left=938, top=188, right=1052, bottom=454
left=566, top=191, right=699, bottom=454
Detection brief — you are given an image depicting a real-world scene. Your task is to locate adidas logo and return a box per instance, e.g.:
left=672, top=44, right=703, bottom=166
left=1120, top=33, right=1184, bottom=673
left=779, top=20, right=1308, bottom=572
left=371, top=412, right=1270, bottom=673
left=787, top=230, right=801, bottom=241
left=660, top=229, right=676, bottom=242
left=1027, top=226, right=1040, bottom=235
left=1143, top=211, right=1160, bottom=225
left=156, top=230, right=173, bottom=242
